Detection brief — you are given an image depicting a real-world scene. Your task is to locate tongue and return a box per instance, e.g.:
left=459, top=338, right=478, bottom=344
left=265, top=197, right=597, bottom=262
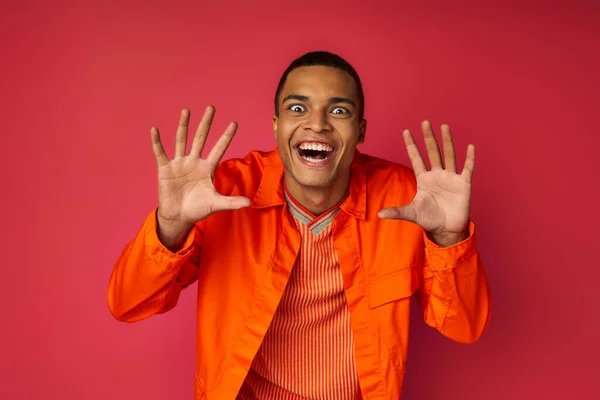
left=303, top=149, right=327, bottom=159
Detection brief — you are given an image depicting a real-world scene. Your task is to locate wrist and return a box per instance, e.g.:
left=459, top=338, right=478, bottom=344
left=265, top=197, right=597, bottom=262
left=156, top=213, right=193, bottom=251
left=428, top=229, right=469, bottom=248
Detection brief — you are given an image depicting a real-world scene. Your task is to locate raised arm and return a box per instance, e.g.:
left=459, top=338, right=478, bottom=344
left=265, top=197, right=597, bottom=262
left=379, top=120, right=491, bottom=343
left=108, top=106, right=251, bottom=322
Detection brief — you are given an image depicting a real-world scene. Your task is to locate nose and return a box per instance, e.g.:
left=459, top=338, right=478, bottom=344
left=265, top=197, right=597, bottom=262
left=304, top=109, right=332, bottom=133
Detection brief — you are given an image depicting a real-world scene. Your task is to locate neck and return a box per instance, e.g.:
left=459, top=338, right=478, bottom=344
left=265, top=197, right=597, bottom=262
left=283, top=171, right=350, bottom=215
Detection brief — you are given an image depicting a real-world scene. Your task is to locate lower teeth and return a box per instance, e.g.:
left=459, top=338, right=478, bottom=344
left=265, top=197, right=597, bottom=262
left=302, top=154, right=327, bottom=162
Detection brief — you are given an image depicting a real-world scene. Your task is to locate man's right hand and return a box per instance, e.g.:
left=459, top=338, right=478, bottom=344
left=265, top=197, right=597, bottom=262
left=151, top=106, right=251, bottom=250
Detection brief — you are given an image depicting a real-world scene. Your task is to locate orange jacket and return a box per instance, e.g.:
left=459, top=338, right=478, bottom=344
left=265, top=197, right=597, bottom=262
left=108, top=149, right=491, bottom=400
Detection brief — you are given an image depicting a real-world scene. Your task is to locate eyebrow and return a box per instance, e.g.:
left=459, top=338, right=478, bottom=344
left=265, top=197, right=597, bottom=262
left=282, top=94, right=356, bottom=108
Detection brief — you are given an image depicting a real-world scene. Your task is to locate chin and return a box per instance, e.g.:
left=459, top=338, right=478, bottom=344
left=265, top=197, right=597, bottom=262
left=293, top=175, right=334, bottom=188
left=290, top=165, right=345, bottom=188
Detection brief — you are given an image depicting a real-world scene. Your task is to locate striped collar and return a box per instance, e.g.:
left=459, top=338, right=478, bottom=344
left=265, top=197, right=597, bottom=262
left=283, top=184, right=344, bottom=235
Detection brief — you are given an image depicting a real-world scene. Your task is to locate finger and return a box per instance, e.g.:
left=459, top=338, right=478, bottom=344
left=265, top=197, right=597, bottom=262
left=441, top=124, right=457, bottom=173
left=378, top=205, right=417, bottom=223
left=460, top=144, right=476, bottom=183
left=211, top=194, right=252, bottom=213
left=422, top=120, right=443, bottom=169
left=206, top=121, right=238, bottom=166
left=190, top=105, right=216, bottom=157
left=403, top=129, right=427, bottom=177
left=174, top=109, right=190, bottom=158
left=151, top=126, right=169, bottom=167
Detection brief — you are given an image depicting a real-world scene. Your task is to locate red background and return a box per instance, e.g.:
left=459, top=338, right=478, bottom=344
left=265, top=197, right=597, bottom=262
left=1, top=0, right=599, bottom=399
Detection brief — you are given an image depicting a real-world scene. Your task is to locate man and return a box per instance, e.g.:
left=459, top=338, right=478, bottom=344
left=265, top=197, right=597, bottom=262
left=108, top=51, right=491, bottom=400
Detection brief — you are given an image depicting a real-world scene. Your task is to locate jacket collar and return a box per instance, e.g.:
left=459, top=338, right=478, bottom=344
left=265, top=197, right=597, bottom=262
left=251, top=148, right=366, bottom=220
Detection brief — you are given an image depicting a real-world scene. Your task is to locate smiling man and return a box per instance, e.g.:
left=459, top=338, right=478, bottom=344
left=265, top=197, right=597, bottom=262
left=108, top=51, right=491, bottom=400
left=274, top=63, right=366, bottom=216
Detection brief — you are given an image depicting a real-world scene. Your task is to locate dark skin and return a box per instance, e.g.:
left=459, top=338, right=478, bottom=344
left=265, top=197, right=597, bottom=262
left=378, top=123, right=474, bottom=247
left=273, top=66, right=366, bottom=215
left=151, top=67, right=474, bottom=250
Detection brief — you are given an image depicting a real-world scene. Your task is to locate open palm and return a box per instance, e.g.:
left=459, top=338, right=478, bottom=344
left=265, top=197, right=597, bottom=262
left=378, top=121, right=475, bottom=246
left=153, top=106, right=251, bottom=225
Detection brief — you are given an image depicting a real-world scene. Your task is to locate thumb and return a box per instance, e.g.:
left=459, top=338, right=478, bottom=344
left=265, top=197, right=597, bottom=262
left=212, top=195, right=252, bottom=213
left=378, top=204, right=417, bottom=222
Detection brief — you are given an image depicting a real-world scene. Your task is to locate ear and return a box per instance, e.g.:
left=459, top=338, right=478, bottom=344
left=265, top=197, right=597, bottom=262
left=272, top=114, right=278, bottom=140
left=358, top=118, right=367, bottom=144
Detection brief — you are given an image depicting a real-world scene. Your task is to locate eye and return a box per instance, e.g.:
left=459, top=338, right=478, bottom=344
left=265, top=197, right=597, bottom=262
left=289, top=104, right=306, bottom=112
left=331, top=107, right=349, bottom=115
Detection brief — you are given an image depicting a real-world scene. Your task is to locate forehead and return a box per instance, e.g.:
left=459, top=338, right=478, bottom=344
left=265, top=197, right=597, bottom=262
left=281, top=66, right=358, bottom=100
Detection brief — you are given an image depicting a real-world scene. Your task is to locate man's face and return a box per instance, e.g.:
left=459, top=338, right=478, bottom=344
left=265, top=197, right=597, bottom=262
left=273, top=66, right=367, bottom=189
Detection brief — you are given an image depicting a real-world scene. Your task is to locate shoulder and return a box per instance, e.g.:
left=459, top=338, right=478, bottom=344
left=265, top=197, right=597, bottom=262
left=215, top=149, right=271, bottom=177
left=355, top=151, right=418, bottom=206
left=213, top=149, right=276, bottom=196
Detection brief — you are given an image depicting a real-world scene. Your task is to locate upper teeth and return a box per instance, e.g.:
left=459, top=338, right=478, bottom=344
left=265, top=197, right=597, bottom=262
left=298, top=142, right=333, bottom=152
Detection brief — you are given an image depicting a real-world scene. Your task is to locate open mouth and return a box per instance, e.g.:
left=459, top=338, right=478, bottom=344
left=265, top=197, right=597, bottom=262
left=295, top=142, right=335, bottom=163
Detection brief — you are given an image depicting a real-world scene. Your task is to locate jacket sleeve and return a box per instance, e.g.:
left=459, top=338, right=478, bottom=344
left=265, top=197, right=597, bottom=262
left=107, top=208, right=203, bottom=322
left=415, top=221, right=491, bottom=343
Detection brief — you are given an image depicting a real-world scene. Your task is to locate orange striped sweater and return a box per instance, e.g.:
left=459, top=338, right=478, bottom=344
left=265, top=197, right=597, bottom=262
left=237, top=187, right=361, bottom=399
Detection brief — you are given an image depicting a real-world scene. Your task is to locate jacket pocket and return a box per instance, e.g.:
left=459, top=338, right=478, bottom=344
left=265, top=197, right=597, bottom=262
left=367, top=264, right=421, bottom=308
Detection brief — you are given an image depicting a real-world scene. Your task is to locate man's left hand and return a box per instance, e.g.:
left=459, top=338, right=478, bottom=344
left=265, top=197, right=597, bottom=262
left=378, top=121, right=475, bottom=247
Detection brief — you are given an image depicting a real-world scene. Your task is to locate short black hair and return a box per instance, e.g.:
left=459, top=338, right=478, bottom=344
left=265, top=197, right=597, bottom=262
left=274, top=51, right=365, bottom=120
